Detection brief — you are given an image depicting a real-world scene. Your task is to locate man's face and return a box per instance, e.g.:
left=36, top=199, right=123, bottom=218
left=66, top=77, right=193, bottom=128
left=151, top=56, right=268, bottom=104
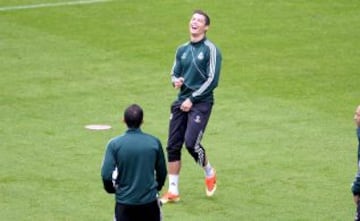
left=354, top=105, right=360, bottom=126
left=189, top=13, right=208, bottom=36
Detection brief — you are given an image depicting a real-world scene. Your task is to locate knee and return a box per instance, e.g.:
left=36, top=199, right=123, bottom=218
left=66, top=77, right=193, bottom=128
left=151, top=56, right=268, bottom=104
left=184, top=136, right=197, bottom=150
left=184, top=137, right=198, bottom=159
left=167, top=146, right=181, bottom=162
left=185, top=144, right=206, bottom=166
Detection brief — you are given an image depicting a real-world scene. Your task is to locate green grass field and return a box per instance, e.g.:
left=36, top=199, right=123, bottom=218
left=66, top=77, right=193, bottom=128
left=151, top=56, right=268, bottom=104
left=1, top=0, right=359, bottom=220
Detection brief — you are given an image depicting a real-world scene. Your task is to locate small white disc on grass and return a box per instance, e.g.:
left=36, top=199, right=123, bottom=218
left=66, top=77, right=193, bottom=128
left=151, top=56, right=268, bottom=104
left=85, top=124, right=112, bottom=130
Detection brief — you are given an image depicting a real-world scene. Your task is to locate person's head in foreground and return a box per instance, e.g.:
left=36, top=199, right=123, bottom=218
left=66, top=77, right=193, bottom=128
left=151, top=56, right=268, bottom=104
left=124, top=104, right=143, bottom=129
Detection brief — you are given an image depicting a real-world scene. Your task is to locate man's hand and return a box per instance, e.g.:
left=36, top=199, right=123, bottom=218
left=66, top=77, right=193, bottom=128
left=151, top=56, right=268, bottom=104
left=174, top=77, right=184, bottom=89
left=355, top=105, right=360, bottom=127
left=180, top=98, right=192, bottom=112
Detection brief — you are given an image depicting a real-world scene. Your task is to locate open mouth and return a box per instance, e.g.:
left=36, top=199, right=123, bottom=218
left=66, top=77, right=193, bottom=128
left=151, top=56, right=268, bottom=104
left=191, top=25, right=198, bottom=31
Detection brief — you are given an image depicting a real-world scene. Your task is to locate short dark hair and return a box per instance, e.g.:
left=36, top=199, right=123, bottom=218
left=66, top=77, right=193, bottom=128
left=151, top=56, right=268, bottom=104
left=193, top=9, right=210, bottom=26
left=124, top=104, right=143, bottom=128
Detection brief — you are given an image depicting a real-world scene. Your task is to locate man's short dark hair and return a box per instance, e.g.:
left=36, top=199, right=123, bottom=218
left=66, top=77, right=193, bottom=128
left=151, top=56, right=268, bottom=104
left=193, top=9, right=210, bottom=26
left=124, top=104, right=143, bottom=128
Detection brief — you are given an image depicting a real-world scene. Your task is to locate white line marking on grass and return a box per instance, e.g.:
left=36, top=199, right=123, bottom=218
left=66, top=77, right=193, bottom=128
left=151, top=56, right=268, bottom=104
left=0, top=0, right=112, bottom=12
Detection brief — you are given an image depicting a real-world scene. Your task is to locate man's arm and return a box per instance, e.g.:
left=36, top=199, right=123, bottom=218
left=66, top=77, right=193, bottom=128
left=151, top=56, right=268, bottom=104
left=170, top=46, right=184, bottom=88
left=102, top=179, right=116, bottom=193
left=352, top=128, right=360, bottom=204
left=155, top=140, right=167, bottom=191
left=352, top=106, right=360, bottom=203
left=101, top=141, right=116, bottom=194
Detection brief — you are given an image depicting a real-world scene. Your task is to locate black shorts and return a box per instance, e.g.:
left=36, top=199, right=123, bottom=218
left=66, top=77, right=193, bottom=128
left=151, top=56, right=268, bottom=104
left=115, top=200, right=162, bottom=221
left=166, top=101, right=213, bottom=162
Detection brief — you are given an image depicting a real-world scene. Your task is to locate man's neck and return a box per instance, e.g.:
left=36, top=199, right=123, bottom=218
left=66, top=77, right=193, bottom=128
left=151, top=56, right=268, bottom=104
left=190, top=33, right=206, bottom=43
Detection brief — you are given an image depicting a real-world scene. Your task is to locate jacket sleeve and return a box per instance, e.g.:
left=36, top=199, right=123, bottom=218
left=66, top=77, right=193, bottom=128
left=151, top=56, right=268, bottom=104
left=101, top=141, right=116, bottom=194
left=170, top=47, right=183, bottom=85
left=102, top=179, right=116, bottom=193
left=155, top=139, right=167, bottom=191
left=352, top=128, right=360, bottom=195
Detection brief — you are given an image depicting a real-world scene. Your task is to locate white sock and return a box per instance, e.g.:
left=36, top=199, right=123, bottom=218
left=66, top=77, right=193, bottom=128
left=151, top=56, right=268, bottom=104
left=204, top=161, right=214, bottom=177
left=168, top=174, right=179, bottom=195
